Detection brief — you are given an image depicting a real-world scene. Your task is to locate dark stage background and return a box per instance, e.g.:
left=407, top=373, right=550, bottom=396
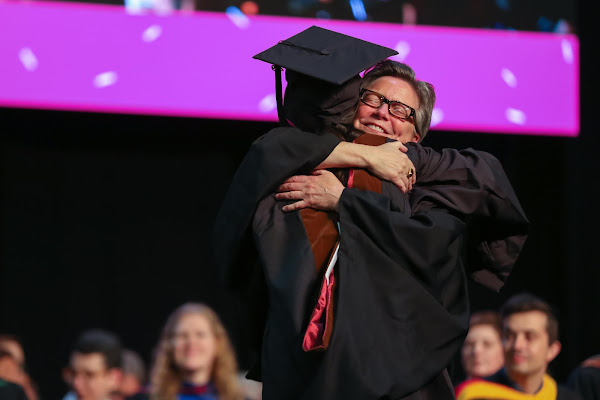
left=1, top=9, right=597, bottom=400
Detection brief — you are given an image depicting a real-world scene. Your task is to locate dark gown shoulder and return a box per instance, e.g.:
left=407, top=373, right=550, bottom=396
left=0, top=379, right=29, bottom=400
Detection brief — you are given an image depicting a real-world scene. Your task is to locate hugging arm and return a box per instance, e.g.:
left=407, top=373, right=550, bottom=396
left=316, top=140, right=416, bottom=192
left=212, top=127, right=339, bottom=288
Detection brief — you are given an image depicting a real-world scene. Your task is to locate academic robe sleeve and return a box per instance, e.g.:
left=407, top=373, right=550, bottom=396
left=302, top=187, right=470, bottom=400
left=213, top=127, right=341, bottom=289
left=406, top=143, right=529, bottom=291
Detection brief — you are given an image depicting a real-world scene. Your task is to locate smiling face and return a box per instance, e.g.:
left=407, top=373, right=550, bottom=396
left=503, top=311, right=561, bottom=380
left=461, top=324, right=505, bottom=378
left=353, top=76, right=420, bottom=143
left=171, top=313, right=218, bottom=377
left=69, top=352, right=120, bottom=400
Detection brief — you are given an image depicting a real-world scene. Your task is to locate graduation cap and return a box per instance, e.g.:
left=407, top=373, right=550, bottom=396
left=254, top=26, right=398, bottom=130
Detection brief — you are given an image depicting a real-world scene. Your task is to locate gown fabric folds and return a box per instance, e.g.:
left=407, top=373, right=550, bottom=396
left=213, top=128, right=529, bottom=400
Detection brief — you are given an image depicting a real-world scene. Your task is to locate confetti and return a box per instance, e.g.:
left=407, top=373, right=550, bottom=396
left=19, top=47, right=38, bottom=71
left=94, top=71, right=118, bottom=88
left=142, top=25, right=163, bottom=42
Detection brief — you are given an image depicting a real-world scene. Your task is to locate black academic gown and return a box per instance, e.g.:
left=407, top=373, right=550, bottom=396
left=213, top=127, right=529, bottom=400
left=405, top=145, right=529, bottom=291
left=253, top=178, right=469, bottom=400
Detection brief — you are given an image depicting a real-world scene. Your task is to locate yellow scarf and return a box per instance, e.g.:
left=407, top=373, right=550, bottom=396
left=456, top=374, right=557, bottom=400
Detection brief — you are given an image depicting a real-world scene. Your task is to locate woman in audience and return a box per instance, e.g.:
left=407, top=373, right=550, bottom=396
left=149, top=303, right=243, bottom=400
left=460, top=311, right=505, bottom=379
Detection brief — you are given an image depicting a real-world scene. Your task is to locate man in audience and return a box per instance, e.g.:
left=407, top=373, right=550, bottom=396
left=456, top=293, right=582, bottom=399
left=63, top=329, right=123, bottom=400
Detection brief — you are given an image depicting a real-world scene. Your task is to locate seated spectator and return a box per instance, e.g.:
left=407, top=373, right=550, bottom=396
left=63, top=329, right=123, bottom=400
left=118, top=349, right=147, bottom=399
left=0, top=335, right=26, bottom=368
left=456, top=293, right=582, bottom=399
left=149, top=302, right=244, bottom=400
left=0, top=351, right=29, bottom=400
left=461, top=311, right=505, bottom=379
left=0, top=335, right=38, bottom=400
left=567, top=354, right=600, bottom=400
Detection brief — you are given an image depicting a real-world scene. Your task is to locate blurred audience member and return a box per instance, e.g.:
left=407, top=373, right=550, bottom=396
left=0, top=351, right=22, bottom=380
left=567, top=354, right=600, bottom=400
left=0, top=350, right=32, bottom=400
left=461, top=311, right=505, bottom=379
left=0, top=335, right=39, bottom=400
left=456, top=293, right=582, bottom=399
left=0, top=335, right=26, bottom=368
left=118, top=349, right=147, bottom=399
left=63, top=329, right=123, bottom=400
left=0, top=351, right=27, bottom=398
left=149, top=302, right=244, bottom=400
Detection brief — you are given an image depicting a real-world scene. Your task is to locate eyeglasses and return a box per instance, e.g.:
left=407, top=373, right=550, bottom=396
left=359, top=89, right=418, bottom=132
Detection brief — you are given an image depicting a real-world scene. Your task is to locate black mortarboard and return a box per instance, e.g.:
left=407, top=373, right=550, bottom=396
left=254, top=26, right=398, bottom=129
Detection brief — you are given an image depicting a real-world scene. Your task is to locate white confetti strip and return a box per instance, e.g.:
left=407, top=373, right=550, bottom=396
left=142, top=25, right=162, bottom=42
left=393, top=41, right=411, bottom=61
left=561, top=39, right=574, bottom=64
left=94, top=71, right=118, bottom=88
left=506, top=108, right=526, bottom=125
left=258, top=94, right=277, bottom=113
left=430, top=108, right=444, bottom=127
left=19, top=47, right=38, bottom=71
left=501, top=68, right=517, bottom=88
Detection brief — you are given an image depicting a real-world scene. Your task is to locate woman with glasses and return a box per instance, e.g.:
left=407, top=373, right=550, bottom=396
left=354, top=62, right=429, bottom=143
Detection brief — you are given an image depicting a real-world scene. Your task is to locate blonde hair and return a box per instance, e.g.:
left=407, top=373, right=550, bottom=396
left=149, top=303, right=242, bottom=400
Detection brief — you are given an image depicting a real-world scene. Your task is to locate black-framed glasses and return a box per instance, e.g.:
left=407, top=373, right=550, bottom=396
left=359, top=89, right=418, bottom=131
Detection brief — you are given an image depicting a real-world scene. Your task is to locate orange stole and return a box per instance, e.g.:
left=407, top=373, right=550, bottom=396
left=299, top=133, right=385, bottom=273
left=300, top=133, right=386, bottom=352
left=348, top=133, right=385, bottom=194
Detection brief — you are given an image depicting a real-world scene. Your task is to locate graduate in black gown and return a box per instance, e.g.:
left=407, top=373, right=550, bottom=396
left=213, top=26, right=529, bottom=400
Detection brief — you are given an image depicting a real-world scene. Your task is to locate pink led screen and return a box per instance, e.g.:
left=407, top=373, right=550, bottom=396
left=0, top=1, right=579, bottom=136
